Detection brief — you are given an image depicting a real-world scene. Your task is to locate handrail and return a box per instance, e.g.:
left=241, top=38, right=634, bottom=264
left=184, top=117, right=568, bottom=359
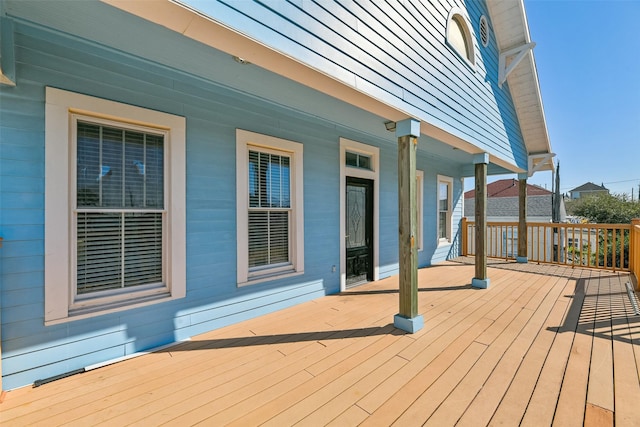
left=462, top=219, right=633, bottom=272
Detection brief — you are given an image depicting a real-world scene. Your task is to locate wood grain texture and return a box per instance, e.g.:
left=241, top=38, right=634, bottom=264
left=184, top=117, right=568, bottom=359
left=3, top=262, right=637, bottom=426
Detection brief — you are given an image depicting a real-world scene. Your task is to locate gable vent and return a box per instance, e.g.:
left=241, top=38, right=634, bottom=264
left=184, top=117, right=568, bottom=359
left=479, top=15, right=490, bottom=47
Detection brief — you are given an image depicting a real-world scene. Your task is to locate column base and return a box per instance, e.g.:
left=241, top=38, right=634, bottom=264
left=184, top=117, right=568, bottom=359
left=472, top=277, right=490, bottom=289
left=516, top=256, right=528, bottom=264
left=393, top=314, right=424, bottom=333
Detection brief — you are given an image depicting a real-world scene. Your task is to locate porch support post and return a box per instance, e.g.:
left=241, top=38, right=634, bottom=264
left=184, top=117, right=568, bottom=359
left=517, top=173, right=528, bottom=263
left=472, top=153, right=490, bottom=289
left=393, top=118, right=424, bottom=333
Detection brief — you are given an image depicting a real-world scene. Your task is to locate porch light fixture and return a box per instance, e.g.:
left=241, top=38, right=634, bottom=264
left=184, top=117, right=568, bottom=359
left=384, top=121, right=396, bottom=132
left=233, top=56, right=251, bottom=65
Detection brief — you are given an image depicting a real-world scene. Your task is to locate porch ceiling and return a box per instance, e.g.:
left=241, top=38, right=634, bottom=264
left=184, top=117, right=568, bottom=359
left=3, top=262, right=638, bottom=425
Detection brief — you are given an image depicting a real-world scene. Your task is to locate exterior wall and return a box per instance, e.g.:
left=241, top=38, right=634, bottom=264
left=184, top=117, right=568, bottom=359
left=0, top=8, right=462, bottom=389
left=183, top=0, right=528, bottom=170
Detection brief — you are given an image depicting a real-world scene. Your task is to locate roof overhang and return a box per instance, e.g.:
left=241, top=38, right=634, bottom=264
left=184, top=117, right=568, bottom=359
left=101, top=0, right=546, bottom=175
left=487, top=0, right=554, bottom=174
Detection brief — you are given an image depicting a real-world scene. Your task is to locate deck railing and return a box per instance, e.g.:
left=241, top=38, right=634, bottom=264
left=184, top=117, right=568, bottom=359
left=461, top=219, right=638, bottom=280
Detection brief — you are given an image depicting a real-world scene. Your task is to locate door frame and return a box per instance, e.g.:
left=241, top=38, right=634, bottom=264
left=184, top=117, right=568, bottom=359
left=339, top=138, right=379, bottom=291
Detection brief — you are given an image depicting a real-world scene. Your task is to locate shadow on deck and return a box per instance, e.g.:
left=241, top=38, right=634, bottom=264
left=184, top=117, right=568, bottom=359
left=2, top=260, right=639, bottom=426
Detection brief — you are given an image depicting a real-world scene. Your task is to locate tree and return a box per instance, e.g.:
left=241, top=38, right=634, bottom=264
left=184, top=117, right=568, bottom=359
left=569, top=193, right=640, bottom=269
left=570, top=193, right=640, bottom=224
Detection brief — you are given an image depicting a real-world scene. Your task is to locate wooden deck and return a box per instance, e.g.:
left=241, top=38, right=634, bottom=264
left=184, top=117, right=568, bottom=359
left=2, top=260, right=639, bottom=426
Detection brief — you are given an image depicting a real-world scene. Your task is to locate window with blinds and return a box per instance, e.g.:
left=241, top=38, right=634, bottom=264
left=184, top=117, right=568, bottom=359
left=236, top=129, right=303, bottom=286
left=438, top=175, right=453, bottom=243
left=247, top=149, right=291, bottom=270
left=438, top=182, right=449, bottom=240
left=75, top=121, right=165, bottom=295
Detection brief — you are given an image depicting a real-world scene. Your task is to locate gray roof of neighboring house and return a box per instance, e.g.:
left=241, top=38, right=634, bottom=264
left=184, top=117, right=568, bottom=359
left=465, top=194, right=566, bottom=221
left=464, top=178, right=551, bottom=199
left=569, top=182, right=608, bottom=192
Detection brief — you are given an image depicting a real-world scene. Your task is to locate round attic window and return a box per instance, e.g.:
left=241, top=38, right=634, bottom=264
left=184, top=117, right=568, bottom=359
left=479, top=15, right=490, bottom=47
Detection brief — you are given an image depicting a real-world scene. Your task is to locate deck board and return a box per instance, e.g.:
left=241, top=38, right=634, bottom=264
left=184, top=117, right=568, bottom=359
left=552, top=269, right=593, bottom=426
left=519, top=276, right=583, bottom=426
left=451, top=274, right=565, bottom=426
left=488, top=277, right=578, bottom=426
left=2, top=260, right=639, bottom=426
left=586, top=274, right=615, bottom=414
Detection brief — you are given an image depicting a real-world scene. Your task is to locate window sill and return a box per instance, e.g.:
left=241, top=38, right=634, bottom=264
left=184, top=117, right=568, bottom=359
left=45, top=290, right=176, bottom=326
left=238, top=270, right=304, bottom=288
left=437, top=239, right=452, bottom=248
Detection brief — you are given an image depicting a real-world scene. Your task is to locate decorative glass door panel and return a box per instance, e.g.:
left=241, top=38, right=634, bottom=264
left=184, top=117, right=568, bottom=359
left=346, top=177, right=373, bottom=287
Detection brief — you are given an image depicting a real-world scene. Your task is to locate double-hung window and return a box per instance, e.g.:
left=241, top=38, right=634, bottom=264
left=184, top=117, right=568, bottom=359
left=248, top=148, right=291, bottom=270
left=75, top=122, right=164, bottom=294
left=237, top=130, right=304, bottom=285
left=437, top=175, right=454, bottom=244
left=45, top=88, right=186, bottom=323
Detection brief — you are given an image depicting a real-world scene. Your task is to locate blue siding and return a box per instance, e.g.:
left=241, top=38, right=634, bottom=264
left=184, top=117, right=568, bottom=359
left=183, top=0, right=528, bottom=169
left=0, top=2, right=482, bottom=390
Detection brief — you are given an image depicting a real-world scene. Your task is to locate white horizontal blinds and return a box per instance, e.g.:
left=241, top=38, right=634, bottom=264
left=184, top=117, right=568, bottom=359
left=76, top=121, right=164, bottom=295
left=123, top=212, right=163, bottom=287
left=77, top=212, right=122, bottom=294
left=248, top=149, right=291, bottom=269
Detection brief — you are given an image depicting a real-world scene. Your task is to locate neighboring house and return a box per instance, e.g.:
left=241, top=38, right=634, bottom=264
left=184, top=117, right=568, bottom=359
left=464, top=178, right=566, bottom=222
left=0, top=0, right=553, bottom=390
left=569, top=182, right=610, bottom=199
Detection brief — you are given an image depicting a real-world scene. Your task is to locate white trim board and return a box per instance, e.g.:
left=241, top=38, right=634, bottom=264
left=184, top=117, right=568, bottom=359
left=339, top=138, right=380, bottom=291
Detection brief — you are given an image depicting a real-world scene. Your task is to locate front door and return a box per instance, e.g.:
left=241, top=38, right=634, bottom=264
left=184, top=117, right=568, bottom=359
left=346, top=177, right=374, bottom=287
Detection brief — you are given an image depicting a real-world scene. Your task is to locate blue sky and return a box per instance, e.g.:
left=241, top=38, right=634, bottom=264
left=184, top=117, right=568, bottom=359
left=483, top=0, right=640, bottom=197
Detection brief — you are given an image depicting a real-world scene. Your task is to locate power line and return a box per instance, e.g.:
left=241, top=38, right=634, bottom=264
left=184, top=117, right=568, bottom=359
left=600, top=178, right=640, bottom=185
left=559, top=178, right=640, bottom=192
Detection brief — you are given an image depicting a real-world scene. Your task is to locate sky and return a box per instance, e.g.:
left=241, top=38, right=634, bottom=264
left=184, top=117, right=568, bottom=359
left=472, top=0, right=640, bottom=197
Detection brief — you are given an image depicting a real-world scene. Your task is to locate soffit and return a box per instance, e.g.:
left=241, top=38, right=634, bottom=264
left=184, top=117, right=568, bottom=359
left=487, top=0, right=553, bottom=172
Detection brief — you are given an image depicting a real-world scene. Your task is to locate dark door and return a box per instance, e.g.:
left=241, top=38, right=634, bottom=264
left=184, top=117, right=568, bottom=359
left=346, top=177, right=374, bottom=287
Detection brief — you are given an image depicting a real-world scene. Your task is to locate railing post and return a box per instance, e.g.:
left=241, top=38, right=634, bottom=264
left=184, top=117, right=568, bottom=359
left=632, top=219, right=640, bottom=290
left=517, top=173, right=528, bottom=263
left=461, top=217, right=468, bottom=256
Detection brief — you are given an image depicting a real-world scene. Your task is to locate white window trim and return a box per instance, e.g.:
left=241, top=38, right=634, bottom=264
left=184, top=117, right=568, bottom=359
left=236, top=129, right=304, bottom=286
left=44, top=87, right=186, bottom=324
left=339, top=138, right=379, bottom=291
left=416, top=170, right=424, bottom=252
left=437, top=174, right=454, bottom=246
left=446, top=7, right=476, bottom=68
